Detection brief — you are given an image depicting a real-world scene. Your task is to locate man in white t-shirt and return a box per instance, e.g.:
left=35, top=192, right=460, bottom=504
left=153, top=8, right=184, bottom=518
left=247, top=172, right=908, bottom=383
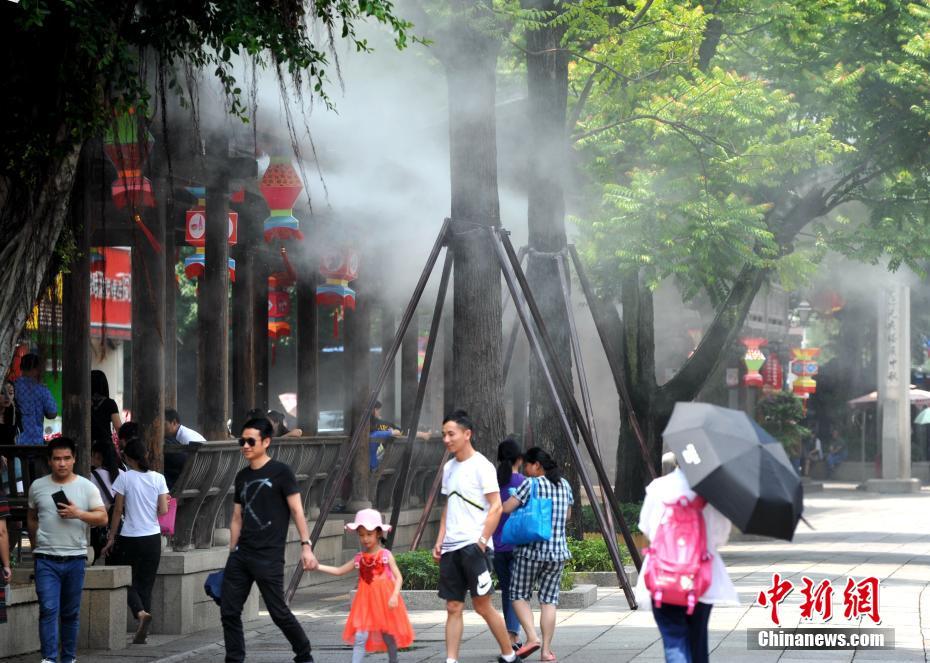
left=432, top=410, right=522, bottom=663
left=164, top=408, right=206, bottom=445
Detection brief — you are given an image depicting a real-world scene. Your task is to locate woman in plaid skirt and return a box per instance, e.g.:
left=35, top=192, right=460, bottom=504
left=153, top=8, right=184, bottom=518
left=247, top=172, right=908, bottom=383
left=502, top=448, right=574, bottom=663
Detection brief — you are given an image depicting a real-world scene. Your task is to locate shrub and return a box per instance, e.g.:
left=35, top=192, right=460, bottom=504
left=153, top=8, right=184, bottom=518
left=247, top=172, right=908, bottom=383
left=581, top=502, right=642, bottom=535
left=567, top=536, right=633, bottom=571
left=394, top=549, right=439, bottom=590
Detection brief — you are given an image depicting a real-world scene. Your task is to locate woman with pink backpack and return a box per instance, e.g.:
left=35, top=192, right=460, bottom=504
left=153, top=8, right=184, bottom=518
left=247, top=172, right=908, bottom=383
left=634, top=453, right=738, bottom=663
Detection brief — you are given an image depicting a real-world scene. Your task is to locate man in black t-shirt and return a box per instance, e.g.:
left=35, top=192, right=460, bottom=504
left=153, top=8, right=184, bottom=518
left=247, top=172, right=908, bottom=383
left=220, top=417, right=318, bottom=663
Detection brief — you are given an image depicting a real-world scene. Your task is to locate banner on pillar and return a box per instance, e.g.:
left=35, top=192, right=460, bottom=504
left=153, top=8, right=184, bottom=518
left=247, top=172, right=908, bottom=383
left=90, top=247, right=132, bottom=339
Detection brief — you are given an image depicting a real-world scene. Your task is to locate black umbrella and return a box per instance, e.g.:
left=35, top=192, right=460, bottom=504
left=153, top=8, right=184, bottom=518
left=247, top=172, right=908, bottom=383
left=662, top=402, right=803, bottom=541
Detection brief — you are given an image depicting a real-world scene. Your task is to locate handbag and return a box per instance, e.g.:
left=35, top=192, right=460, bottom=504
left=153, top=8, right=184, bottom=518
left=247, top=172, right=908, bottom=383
left=501, top=478, right=553, bottom=546
left=158, top=496, right=178, bottom=535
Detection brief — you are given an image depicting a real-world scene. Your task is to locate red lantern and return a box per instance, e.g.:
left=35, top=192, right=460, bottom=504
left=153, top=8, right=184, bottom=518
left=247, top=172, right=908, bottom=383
left=103, top=111, right=155, bottom=209
left=260, top=158, right=304, bottom=242
left=741, top=337, right=767, bottom=388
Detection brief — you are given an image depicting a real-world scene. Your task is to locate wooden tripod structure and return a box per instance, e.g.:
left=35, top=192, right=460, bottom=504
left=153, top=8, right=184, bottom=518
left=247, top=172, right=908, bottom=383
left=286, top=221, right=647, bottom=609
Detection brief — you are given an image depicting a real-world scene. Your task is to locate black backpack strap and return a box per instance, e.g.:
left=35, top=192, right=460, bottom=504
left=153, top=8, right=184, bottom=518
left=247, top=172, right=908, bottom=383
left=90, top=468, right=114, bottom=506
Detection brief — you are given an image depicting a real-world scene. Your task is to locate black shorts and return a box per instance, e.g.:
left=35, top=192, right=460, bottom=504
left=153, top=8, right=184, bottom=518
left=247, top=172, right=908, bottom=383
left=438, top=543, right=495, bottom=602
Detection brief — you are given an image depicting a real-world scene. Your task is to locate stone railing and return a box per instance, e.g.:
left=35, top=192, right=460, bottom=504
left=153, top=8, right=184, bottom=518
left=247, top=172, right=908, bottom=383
left=168, top=436, right=346, bottom=551
left=0, top=444, right=50, bottom=521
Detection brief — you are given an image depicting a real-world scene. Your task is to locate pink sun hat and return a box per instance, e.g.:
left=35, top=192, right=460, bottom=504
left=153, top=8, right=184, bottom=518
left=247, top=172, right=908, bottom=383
left=345, top=508, right=392, bottom=533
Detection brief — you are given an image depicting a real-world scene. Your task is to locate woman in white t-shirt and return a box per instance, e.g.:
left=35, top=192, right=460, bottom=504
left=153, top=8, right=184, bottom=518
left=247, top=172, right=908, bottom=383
left=89, top=440, right=122, bottom=564
left=102, top=438, right=169, bottom=645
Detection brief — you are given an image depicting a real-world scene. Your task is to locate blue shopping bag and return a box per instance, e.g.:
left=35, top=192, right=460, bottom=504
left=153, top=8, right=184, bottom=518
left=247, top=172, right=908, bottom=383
left=501, top=478, right=553, bottom=546
left=204, top=570, right=224, bottom=606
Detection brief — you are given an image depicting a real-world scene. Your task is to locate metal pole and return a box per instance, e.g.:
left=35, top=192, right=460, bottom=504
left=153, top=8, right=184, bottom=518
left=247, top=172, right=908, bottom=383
left=490, top=228, right=638, bottom=608
left=285, top=219, right=451, bottom=603
left=555, top=253, right=614, bottom=534
left=568, top=245, right=655, bottom=479
left=409, top=450, right=449, bottom=551
left=503, top=233, right=643, bottom=571
left=387, top=252, right=454, bottom=547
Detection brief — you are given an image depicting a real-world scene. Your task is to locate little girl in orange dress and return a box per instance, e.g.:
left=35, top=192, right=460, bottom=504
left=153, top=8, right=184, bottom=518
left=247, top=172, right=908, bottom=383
left=316, top=509, right=414, bottom=663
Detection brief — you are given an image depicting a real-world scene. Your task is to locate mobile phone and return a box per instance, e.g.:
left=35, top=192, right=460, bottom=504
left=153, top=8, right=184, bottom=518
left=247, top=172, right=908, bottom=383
left=51, top=489, right=71, bottom=512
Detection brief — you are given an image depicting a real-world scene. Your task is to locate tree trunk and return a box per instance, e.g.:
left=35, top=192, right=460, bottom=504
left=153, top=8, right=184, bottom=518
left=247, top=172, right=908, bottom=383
left=345, top=265, right=372, bottom=509
left=0, top=143, right=81, bottom=377
left=443, top=9, right=506, bottom=458
left=522, top=0, right=582, bottom=534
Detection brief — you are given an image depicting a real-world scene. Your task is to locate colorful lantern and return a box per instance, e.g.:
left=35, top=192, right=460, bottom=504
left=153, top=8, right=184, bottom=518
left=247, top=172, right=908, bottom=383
left=791, top=348, right=820, bottom=397
left=259, top=158, right=304, bottom=243
left=103, top=110, right=155, bottom=209
left=316, top=248, right=359, bottom=338
left=268, top=249, right=297, bottom=342
left=741, top=337, right=767, bottom=388
left=762, top=351, right=784, bottom=393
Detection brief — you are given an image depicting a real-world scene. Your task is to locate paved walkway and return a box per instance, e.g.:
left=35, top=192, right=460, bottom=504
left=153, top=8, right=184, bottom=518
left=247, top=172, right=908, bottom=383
left=5, top=484, right=929, bottom=662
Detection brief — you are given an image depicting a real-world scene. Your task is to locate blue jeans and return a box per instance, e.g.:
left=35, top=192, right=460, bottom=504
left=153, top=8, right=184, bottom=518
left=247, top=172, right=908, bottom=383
left=652, top=600, right=712, bottom=663
left=35, top=556, right=86, bottom=663
left=492, top=550, right=520, bottom=637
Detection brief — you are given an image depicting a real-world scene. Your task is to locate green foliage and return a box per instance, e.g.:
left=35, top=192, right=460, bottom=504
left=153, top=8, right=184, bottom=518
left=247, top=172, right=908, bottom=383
left=393, top=549, right=439, bottom=590
left=580, top=502, right=642, bottom=534
left=755, top=391, right=811, bottom=457
left=566, top=536, right=633, bottom=571
left=567, top=0, right=930, bottom=299
left=1, top=0, right=417, bottom=185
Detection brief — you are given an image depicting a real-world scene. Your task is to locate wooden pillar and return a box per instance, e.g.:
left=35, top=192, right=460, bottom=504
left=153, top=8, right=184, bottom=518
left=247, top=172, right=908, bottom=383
left=198, top=142, right=231, bottom=440
left=255, top=244, right=269, bottom=415
left=380, top=305, right=396, bottom=422
left=164, top=194, right=178, bottom=409
left=443, top=310, right=454, bottom=415
left=297, top=238, right=319, bottom=435
left=131, top=177, right=166, bottom=469
left=401, top=312, right=418, bottom=428
left=232, top=198, right=263, bottom=433
left=62, top=147, right=92, bottom=475
left=345, top=266, right=371, bottom=509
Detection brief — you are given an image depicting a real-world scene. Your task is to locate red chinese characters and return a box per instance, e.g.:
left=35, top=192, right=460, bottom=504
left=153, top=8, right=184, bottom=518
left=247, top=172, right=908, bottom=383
left=843, top=576, right=880, bottom=624
left=757, top=573, right=794, bottom=626
left=799, top=576, right=833, bottom=622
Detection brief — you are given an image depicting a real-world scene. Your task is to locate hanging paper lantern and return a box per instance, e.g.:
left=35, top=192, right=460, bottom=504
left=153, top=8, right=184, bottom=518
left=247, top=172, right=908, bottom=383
left=259, top=158, right=304, bottom=242
left=316, top=248, right=359, bottom=310
left=268, top=273, right=293, bottom=340
left=103, top=110, right=156, bottom=209
left=762, top=351, right=784, bottom=393
left=791, top=348, right=820, bottom=396
left=741, top=337, right=767, bottom=388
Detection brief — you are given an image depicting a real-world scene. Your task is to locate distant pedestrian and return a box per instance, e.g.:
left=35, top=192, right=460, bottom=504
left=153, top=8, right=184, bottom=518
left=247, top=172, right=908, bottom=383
left=267, top=410, right=303, bottom=438
left=493, top=437, right=524, bottom=650
left=502, top=447, right=574, bottom=662
left=27, top=437, right=108, bottom=663
left=315, top=509, right=414, bottom=663
left=164, top=409, right=205, bottom=445
left=221, top=417, right=317, bottom=663
left=635, top=461, right=738, bottom=663
left=433, top=409, right=523, bottom=663
left=0, top=379, right=22, bottom=445
left=14, top=353, right=57, bottom=446
left=91, top=370, right=121, bottom=446
left=101, top=438, right=169, bottom=643
left=88, top=440, right=122, bottom=564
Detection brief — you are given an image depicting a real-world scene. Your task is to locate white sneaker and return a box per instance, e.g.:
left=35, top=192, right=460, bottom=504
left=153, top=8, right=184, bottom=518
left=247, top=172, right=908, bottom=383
left=40, top=659, right=56, bottom=663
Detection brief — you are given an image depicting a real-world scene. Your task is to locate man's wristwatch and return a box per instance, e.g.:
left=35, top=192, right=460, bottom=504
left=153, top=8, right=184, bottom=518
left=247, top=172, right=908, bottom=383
left=301, top=540, right=312, bottom=548
left=478, top=536, right=488, bottom=546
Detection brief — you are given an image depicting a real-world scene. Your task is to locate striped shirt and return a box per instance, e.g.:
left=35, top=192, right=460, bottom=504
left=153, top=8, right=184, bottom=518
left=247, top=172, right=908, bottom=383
left=512, top=476, right=574, bottom=562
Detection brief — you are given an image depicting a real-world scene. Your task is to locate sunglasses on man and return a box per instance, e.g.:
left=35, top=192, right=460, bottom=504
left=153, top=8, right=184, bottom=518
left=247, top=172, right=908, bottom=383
left=238, top=437, right=261, bottom=447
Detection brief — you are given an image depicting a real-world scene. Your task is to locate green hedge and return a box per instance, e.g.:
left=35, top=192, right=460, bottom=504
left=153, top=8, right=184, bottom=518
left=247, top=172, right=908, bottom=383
left=393, top=548, right=575, bottom=591
left=580, top=502, right=642, bottom=534
left=566, top=536, right=634, bottom=571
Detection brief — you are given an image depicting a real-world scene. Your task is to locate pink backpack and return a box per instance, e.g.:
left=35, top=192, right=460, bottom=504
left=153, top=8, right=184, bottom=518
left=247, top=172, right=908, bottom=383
left=643, top=495, right=713, bottom=615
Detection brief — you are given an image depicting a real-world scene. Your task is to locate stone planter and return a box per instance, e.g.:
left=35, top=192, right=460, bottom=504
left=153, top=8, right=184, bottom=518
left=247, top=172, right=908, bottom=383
left=572, top=568, right=638, bottom=587
left=363, top=585, right=598, bottom=611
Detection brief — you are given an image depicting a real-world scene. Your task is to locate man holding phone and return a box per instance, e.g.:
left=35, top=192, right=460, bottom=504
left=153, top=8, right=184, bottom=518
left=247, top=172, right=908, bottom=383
left=27, top=437, right=107, bottom=663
